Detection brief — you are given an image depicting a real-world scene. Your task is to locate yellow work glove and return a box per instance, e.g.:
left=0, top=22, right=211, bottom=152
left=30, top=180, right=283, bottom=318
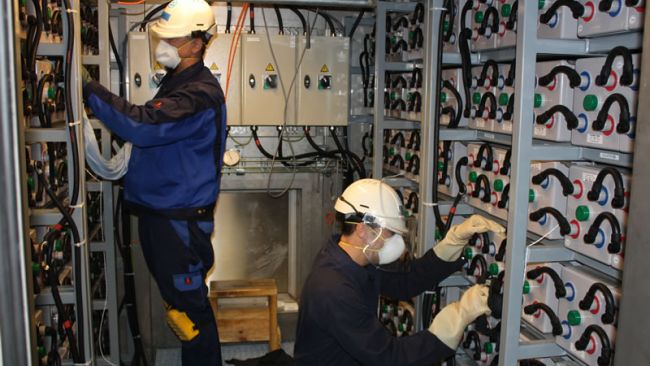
left=428, top=284, right=491, bottom=349
left=433, top=215, right=505, bottom=261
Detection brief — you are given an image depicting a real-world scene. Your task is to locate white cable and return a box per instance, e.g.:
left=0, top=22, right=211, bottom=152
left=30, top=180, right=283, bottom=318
left=228, top=134, right=253, bottom=146
left=262, top=8, right=320, bottom=198
left=524, top=223, right=560, bottom=275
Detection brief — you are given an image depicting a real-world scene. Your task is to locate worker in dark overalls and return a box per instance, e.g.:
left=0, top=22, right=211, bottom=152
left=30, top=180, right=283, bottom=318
left=295, top=179, right=504, bottom=366
left=82, top=0, right=225, bottom=364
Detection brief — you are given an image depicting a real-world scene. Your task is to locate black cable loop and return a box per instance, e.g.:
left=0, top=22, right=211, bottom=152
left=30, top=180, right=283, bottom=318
left=478, top=6, right=499, bottom=36
left=506, top=0, right=519, bottom=30
left=467, top=254, right=489, bottom=283
left=586, top=167, right=626, bottom=209
left=528, top=207, right=571, bottom=236
left=526, top=266, right=567, bottom=298
left=592, top=93, right=631, bottom=134
left=596, top=46, right=634, bottom=86
left=472, top=174, right=492, bottom=203
left=532, top=168, right=574, bottom=196
left=536, top=104, right=579, bottom=130
left=473, top=143, right=494, bottom=171
left=584, top=212, right=622, bottom=254
left=477, top=92, right=497, bottom=119
left=540, top=0, right=584, bottom=24
left=574, top=324, right=612, bottom=366
left=538, top=65, right=582, bottom=88
left=579, top=282, right=617, bottom=324
left=523, top=303, right=563, bottom=336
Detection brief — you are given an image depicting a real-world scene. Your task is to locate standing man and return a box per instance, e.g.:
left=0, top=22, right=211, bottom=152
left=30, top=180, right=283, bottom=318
left=294, top=179, right=505, bottom=366
left=82, top=0, right=225, bottom=364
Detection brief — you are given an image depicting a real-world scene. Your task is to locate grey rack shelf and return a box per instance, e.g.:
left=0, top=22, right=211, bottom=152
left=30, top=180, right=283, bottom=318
left=429, top=2, right=644, bottom=364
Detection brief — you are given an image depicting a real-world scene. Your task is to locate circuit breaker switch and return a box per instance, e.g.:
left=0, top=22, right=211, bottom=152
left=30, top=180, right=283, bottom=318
left=264, top=74, right=278, bottom=90
left=319, top=75, right=332, bottom=90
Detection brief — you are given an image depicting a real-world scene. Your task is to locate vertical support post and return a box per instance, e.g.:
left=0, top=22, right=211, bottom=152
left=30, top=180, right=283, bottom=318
left=613, top=8, right=650, bottom=366
left=372, top=2, right=387, bottom=178
left=1, top=2, right=36, bottom=365
left=498, top=1, right=538, bottom=365
left=65, top=1, right=94, bottom=361
left=419, top=0, right=442, bottom=255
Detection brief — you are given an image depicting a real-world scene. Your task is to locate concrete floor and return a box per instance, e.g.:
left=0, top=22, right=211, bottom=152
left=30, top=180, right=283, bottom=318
left=155, top=342, right=295, bottom=366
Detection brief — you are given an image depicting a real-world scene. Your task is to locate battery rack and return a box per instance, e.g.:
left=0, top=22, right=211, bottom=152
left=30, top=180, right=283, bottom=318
left=13, top=0, right=120, bottom=364
left=433, top=1, right=646, bottom=365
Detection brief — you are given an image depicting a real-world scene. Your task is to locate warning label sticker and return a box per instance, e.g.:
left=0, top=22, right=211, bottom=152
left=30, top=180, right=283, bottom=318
left=210, top=62, right=219, bottom=71
left=320, top=64, right=330, bottom=73
left=265, top=63, right=275, bottom=72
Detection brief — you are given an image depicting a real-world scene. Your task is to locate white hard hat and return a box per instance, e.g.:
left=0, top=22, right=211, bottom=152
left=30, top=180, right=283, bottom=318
left=334, top=179, right=408, bottom=235
left=150, top=0, right=215, bottom=39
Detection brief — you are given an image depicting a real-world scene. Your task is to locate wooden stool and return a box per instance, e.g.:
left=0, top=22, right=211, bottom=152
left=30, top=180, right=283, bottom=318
left=208, top=279, right=280, bottom=351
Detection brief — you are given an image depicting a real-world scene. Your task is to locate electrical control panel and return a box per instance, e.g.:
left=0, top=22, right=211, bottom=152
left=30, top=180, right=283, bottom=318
left=437, top=141, right=467, bottom=198
left=577, top=0, right=644, bottom=37
left=557, top=265, right=621, bottom=366
left=565, top=164, right=630, bottom=269
left=571, top=49, right=640, bottom=153
left=441, top=68, right=468, bottom=128
left=204, top=33, right=242, bottom=125
left=296, top=36, right=350, bottom=126
left=534, top=60, right=578, bottom=142
left=528, top=162, right=571, bottom=239
left=127, top=32, right=164, bottom=106
left=241, top=34, right=297, bottom=125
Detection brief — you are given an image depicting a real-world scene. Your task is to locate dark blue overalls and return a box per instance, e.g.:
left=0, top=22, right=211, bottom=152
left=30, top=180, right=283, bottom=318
left=84, top=61, right=227, bottom=366
left=294, top=235, right=464, bottom=366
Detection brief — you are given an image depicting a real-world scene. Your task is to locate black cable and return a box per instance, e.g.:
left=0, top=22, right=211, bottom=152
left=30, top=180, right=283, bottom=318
left=108, top=22, right=125, bottom=98
left=226, top=2, right=232, bottom=33
left=36, top=168, right=81, bottom=362
left=432, top=4, right=448, bottom=236
left=301, top=8, right=336, bottom=35
left=288, top=7, right=307, bottom=35
left=273, top=6, right=284, bottom=34
left=60, top=0, right=86, bottom=359
left=29, top=0, right=43, bottom=108
left=115, top=190, right=149, bottom=366
left=330, top=127, right=366, bottom=178
left=248, top=4, right=255, bottom=34
left=349, top=10, right=366, bottom=38
left=139, top=2, right=169, bottom=31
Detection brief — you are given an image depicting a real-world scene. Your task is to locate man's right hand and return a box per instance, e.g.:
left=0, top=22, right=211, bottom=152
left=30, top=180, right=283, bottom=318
left=428, top=284, right=491, bottom=349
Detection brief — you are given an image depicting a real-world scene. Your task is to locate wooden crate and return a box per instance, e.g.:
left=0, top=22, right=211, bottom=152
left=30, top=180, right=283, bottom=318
left=209, top=279, right=280, bottom=350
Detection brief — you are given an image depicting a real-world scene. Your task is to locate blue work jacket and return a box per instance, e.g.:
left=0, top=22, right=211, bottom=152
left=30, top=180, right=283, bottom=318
left=83, top=62, right=226, bottom=219
left=294, top=235, right=464, bottom=366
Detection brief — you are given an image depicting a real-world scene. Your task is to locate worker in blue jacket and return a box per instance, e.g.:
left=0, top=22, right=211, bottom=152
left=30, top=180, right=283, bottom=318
left=294, top=179, right=505, bottom=366
left=82, top=1, right=225, bottom=365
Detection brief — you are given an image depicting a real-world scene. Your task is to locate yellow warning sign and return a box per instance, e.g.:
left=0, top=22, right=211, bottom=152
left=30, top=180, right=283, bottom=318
left=320, top=64, right=330, bottom=73
left=210, top=62, right=219, bottom=71
left=154, top=62, right=163, bottom=70
left=265, top=63, right=275, bottom=72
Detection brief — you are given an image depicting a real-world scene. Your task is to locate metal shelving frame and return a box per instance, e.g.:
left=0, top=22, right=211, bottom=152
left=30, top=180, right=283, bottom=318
left=12, top=0, right=98, bottom=363
left=82, top=0, right=120, bottom=364
left=433, top=2, right=645, bottom=365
